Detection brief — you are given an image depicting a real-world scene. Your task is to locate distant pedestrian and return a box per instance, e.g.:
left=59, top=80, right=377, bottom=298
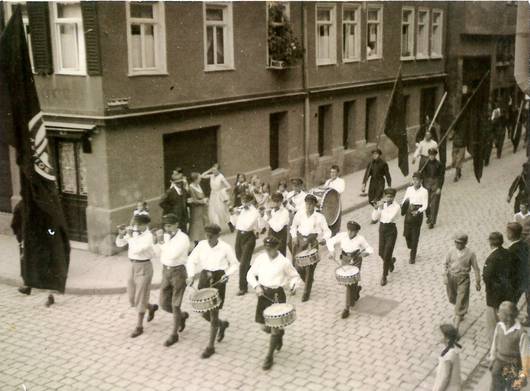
left=483, top=232, right=517, bottom=342
left=432, top=324, right=462, bottom=391
left=451, top=128, right=466, bottom=182
left=488, top=301, right=528, bottom=391
left=491, top=101, right=506, bottom=160
left=483, top=105, right=495, bottom=167
left=401, top=172, right=428, bottom=264
left=413, top=130, right=438, bottom=169
left=160, top=168, right=190, bottom=234
left=507, top=163, right=528, bottom=214
left=188, top=172, right=209, bottom=245
left=202, top=164, right=231, bottom=233
left=513, top=202, right=529, bottom=225
left=422, top=148, right=445, bottom=229
left=362, top=149, right=392, bottom=206
left=443, top=233, right=481, bottom=330
left=506, top=223, right=529, bottom=321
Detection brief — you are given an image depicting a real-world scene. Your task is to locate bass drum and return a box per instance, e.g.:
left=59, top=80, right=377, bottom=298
left=310, top=187, right=341, bottom=226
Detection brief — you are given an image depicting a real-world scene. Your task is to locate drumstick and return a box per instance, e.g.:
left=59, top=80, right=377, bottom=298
left=262, top=294, right=277, bottom=303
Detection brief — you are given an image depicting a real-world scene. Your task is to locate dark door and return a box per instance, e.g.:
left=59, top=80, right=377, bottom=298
left=163, top=127, right=218, bottom=196
left=52, top=139, right=88, bottom=242
left=420, top=87, right=437, bottom=124
left=365, top=97, right=377, bottom=142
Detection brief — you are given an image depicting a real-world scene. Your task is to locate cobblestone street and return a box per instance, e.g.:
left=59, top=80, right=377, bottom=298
left=0, top=150, right=525, bottom=391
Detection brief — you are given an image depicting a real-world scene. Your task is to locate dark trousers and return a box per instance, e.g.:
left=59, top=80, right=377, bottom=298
left=484, top=139, right=493, bottom=166
left=379, top=223, right=397, bottom=277
left=490, top=358, right=521, bottom=391
left=404, top=211, right=423, bottom=260
left=294, top=234, right=318, bottom=299
left=424, top=182, right=441, bottom=225
left=494, top=127, right=505, bottom=159
left=341, top=253, right=362, bottom=307
left=235, top=230, right=256, bottom=292
left=269, top=226, right=288, bottom=257
left=368, top=178, right=385, bottom=205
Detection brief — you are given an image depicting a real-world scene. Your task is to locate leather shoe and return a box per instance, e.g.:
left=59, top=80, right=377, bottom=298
left=262, top=355, right=274, bottom=370
left=341, top=309, right=350, bottom=319
left=389, top=258, right=396, bottom=273
left=45, top=294, right=55, bottom=308
left=131, top=327, right=143, bottom=338
left=301, top=293, right=309, bottom=302
left=18, top=286, right=31, bottom=295
left=179, top=312, right=189, bottom=332
left=217, top=321, right=229, bottom=342
left=236, top=290, right=247, bottom=296
left=409, top=258, right=415, bottom=264
left=201, top=347, right=215, bottom=359
left=147, top=304, right=158, bottom=322
left=164, top=334, right=179, bottom=347
left=428, top=223, right=434, bottom=229
left=380, top=277, right=387, bottom=286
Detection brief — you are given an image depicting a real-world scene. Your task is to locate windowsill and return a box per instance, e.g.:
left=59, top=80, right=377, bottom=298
left=128, top=71, right=169, bottom=77
left=271, top=167, right=289, bottom=177
left=55, top=71, right=87, bottom=77
left=204, top=66, right=236, bottom=73
left=366, top=56, right=382, bottom=61
left=316, top=61, right=337, bottom=67
left=430, top=54, right=443, bottom=60
left=343, top=58, right=361, bottom=64
left=400, top=56, right=415, bottom=61
left=415, top=54, right=429, bottom=60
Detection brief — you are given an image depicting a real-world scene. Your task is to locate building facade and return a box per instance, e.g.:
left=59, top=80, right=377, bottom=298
left=1, top=1, right=454, bottom=254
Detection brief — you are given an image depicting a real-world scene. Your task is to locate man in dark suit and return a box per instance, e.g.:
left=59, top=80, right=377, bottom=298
left=506, top=222, right=530, bottom=324
left=160, top=168, right=189, bottom=234
left=361, top=149, right=392, bottom=206
left=483, top=232, right=517, bottom=342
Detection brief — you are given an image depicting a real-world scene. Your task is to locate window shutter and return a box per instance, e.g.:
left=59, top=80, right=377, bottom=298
left=81, top=1, right=102, bottom=76
left=27, top=2, right=53, bottom=74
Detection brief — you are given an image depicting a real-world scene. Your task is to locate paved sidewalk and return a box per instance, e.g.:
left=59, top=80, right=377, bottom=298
left=0, top=141, right=478, bottom=294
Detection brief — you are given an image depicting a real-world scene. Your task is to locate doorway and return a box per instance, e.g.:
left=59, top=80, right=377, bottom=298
left=365, top=97, right=377, bottom=142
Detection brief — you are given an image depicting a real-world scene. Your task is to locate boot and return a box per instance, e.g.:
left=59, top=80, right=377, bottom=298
left=341, top=309, right=350, bottom=319
left=201, top=347, right=215, bottom=359
left=389, top=257, right=396, bottom=273
left=45, top=294, right=55, bottom=307
left=217, top=320, right=229, bottom=342
left=18, top=286, right=31, bottom=295
left=132, top=312, right=145, bottom=338
left=147, top=304, right=158, bottom=322
left=380, top=276, right=387, bottom=286
left=164, top=333, right=179, bottom=347
left=179, top=311, right=189, bottom=332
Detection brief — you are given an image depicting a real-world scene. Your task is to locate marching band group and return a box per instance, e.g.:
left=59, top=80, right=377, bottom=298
left=115, top=149, right=448, bottom=370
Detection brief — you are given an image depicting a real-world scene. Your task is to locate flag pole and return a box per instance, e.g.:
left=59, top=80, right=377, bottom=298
left=419, top=70, right=490, bottom=173
left=511, top=99, right=524, bottom=152
left=424, top=91, right=447, bottom=139
left=376, top=64, right=403, bottom=148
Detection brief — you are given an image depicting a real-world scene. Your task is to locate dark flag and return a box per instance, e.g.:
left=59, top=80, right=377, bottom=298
left=383, top=69, right=409, bottom=176
left=0, top=8, right=70, bottom=292
left=511, top=100, right=524, bottom=153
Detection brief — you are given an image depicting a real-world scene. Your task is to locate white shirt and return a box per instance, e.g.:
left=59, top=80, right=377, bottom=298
left=246, top=252, right=303, bottom=290
left=187, top=239, right=239, bottom=277
left=286, top=190, right=307, bottom=213
left=234, top=205, right=260, bottom=232
left=491, top=108, right=501, bottom=121
left=402, top=185, right=428, bottom=213
left=155, top=230, right=190, bottom=267
left=265, top=206, right=290, bottom=232
left=326, top=232, right=373, bottom=255
left=488, top=321, right=529, bottom=361
left=324, top=177, right=345, bottom=194
left=371, top=201, right=401, bottom=224
left=115, top=229, right=156, bottom=260
left=290, top=210, right=331, bottom=241
left=514, top=212, right=530, bottom=223
left=414, top=139, right=438, bottom=158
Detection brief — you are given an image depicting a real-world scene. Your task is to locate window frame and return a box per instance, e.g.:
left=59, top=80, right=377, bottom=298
left=400, top=6, right=415, bottom=61
left=4, top=2, right=35, bottom=72
left=126, top=1, right=167, bottom=76
left=366, top=4, right=383, bottom=60
left=50, top=2, right=86, bottom=76
left=430, top=8, right=443, bottom=59
left=203, top=2, right=235, bottom=72
left=315, top=3, right=337, bottom=66
left=342, top=4, right=360, bottom=63
left=266, top=1, right=291, bottom=66
left=416, top=7, right=430, bottom=59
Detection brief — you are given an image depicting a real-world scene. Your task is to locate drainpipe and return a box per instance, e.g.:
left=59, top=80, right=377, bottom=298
left=514, top=1, right=528, bottom=95
left=301, top=2, right=311, bottom=186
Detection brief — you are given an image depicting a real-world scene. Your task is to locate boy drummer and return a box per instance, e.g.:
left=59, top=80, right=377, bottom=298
left=290, top=194, right=331, bottom=302
left=247, top=237, right=303, bottom=370
left=327, top=221, right=373, bottom=319
left=187, top=224, right=239, bottom=359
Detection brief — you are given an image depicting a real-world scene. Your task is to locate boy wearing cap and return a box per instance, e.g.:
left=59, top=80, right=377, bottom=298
left=247, top=237, right=303, bottom=370
left=154, top=213, right=191, bottom=347
left=116, top=214, right=159, bottom=338
left=264, top=193, right=290, bottom=256
left=371, top=188, right=400, bottom=286
left=187, top=224, right=239, bottom=359
left=422, top=148, right=445, bottom=229
left=362, top=149, right=392, bottom=206
left=233, top=194, right=260, bottom=296
left=401, top=172, right=429, bottom=264
left=327, top=221, right=373, bottom=318
left=290, top=194, right=331, bottom=302
left=443, top=233, right=481, bottom=329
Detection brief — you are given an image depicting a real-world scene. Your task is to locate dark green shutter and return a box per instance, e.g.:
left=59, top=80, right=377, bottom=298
left=27, top=2, right=53, bottom=74
left=81, top=1, right=102, bottom=76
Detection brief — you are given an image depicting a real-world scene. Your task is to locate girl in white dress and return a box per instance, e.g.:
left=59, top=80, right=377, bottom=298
left=202, top=164, right=231, bottom=232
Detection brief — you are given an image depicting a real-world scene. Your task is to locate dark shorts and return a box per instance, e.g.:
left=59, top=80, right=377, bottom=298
left=198, top=269, right=227, bottom=310
left=255, top=287, right=286, bottom=324
left=159, top=265, right=187, bottom=311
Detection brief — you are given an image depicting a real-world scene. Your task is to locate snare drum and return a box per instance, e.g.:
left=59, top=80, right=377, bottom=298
left=295, top=248, right=320, bottom=268
left=310, top=187, right=341, bottom=226
left=263, top=303, right=296, bottom=328
left=190, top=288, right=221, bottom=313
left=335, top=265, right=360, bottom=286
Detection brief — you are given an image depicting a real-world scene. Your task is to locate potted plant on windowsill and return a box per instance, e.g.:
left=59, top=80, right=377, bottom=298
left=267, top=3, right=303, bottom=70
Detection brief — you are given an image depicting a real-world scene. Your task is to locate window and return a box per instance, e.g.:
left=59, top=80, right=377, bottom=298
left=401, top=7, right=414, bottom=59
left=316, top=5, right=336, bottom=65
left=5, top=2, right=34, bottom=71
left=431, top=9, right=443, bottom=58
left=416, top=9, right=429, bottom=58
left=51, top=2, right=86, bottom=75
left=126, top=1, right=166, bottom=75
left=269, top=112, right=288, bottom=170
left=342, top=5, right=360, bottom=62
left=317, top=105, right=332, bottom=156
left=343, top=101, right=356, bottom=148
left=366, top=5, right=382, bottom=59
left=204, top=3, right=234, bottom=71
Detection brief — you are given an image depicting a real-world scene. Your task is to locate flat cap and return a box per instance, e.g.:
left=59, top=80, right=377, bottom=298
left=428, top=148, right=438, bottom=156
left=454, top=232, right=468, bottom=243
left=270, top=192, right=284, bottom=202
left=264, top=236, right=280, bottom=248
left=162, top=213, right=178, bottom=225
left=412, top=171, right=423, bottom=179
left=133, top=214, right=151, bottom=225
left=304, top=194, right=318, bottom=204
left=204, top=224, right=221, bottom=235
left=372, top=148, right=383, bottom=155
left=347, top=221, right=361, bottom=232
left=383, top=188, right=396, bottom=196
left=290, top=177, right=304, bottom=185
